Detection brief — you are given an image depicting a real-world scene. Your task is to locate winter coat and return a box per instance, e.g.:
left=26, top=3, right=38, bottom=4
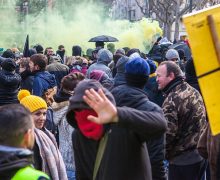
left=33, top=128, right=68, bottom=180
left=0, top=145, right=49, bottom=180
left=46, top=62, right=69, bottom=89
left=86, top=61, right=112, bottom=79
left=111, top=84, right=166, bottom=180
left=52, top=101, right=75, bottom=172
left=66, top=79, right=167, bottom=180
left=197, top=123, right=220, bottom=180
left=162, top=77, right=206, bottom=165
left=112, top=56, right=129, bottom=88
left=32, top=71, right=57, bottom=97
left=0, top=69, right=21, bottom=106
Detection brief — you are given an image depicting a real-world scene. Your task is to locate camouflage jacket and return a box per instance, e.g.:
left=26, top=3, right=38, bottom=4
left=162, top=78, right=206, bottom=161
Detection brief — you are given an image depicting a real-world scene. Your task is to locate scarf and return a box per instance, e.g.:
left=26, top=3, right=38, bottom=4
left=74, top=110, right=104, bottom=140
left=34, top=128, right=67, bottom=180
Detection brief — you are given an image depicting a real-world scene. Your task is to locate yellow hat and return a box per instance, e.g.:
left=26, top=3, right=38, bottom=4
left=18, top=90, right=47, bottom=113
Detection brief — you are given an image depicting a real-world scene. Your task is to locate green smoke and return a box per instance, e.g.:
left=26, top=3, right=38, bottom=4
left=0, top=1, right=162, bottom=54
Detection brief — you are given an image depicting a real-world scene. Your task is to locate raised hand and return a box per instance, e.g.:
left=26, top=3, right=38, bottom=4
left=83, top=88, right=118, bottom=124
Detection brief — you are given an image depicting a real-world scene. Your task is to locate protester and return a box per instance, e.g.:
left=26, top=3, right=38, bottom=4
left=44, top=47, right=55, bottom=62
left=165, top=49, right=185, bottom=71
left=56, top=45, right=66, bottom=64
left=52, top=73, right=85, bottom=180
left=90, top=69, right=113, bottom=89
left=0, top=58, right=21, bottom=106
left=111, top=57, right=166, bottom=179
left=18, top=90, right=68, bottom=180
left=144, top=59, right=164, bottom=107
left=29, top=54, right=57, bottom=105
left=18, top=57, right=34, bottom=92
left=197, top=123, right=219, bottom=180
left=33, top=44, right=44, bottom=54
left=46, top=55, right=69, bottom=90
left=66, top=79, right=167, bottom=180
left=86, top=48, right=113, bottom=78
left=112, top=55, right=129, bottom=88
left=72, top=45, right=82, bottom=56
left=0, top=104, right=50, bottom=179
left=156, top=61, right=207, bottom=180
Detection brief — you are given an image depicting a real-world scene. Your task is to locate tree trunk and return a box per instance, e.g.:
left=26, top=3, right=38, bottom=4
left=174, top=18, right=180, bottom=41
left=163, top=23, right=172, bottom=41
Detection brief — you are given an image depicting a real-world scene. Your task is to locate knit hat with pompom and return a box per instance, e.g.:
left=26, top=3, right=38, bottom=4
left=18, top=90, right=47, bottom=113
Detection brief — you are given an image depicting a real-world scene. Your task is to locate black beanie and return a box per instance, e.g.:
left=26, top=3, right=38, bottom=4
left=72, top=45, right=82, bottom=56
left=2, top=49, right=15, bottom=59
left=34, top=44, right=44, bottom=54
left=1, top=58, right=16, bottom=71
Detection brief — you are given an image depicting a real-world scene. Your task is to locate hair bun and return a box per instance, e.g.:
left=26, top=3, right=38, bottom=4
left=17, top=90, right=31, bottom=101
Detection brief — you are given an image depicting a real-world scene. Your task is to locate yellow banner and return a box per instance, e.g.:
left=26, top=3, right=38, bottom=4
left=183, top=5, right=220, bottom=135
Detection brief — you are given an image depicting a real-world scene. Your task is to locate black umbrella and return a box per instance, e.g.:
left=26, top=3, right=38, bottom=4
left=88, top=35, right=119, bottom=42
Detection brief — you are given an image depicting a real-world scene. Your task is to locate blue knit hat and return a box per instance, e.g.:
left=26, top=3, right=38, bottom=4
left=147, top=59, right=157, bottom=74
left=125, top=57, right=150, bottom=77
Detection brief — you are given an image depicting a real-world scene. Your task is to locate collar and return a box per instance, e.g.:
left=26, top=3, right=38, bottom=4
left=162, top=76, right=184, bottom=95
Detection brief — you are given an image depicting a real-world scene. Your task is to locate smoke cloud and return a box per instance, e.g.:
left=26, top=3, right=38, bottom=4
left=0, top=1, right=162, bottom=54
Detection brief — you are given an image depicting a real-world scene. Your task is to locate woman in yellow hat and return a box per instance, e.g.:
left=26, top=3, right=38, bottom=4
left=18, top=90, right=67, bottom=180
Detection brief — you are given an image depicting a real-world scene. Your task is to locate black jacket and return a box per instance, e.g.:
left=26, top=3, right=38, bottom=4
left=0, top=145, right=33, bottom=179
left=66, top=80, right=167, bottom=180
left=20, top=69, right=34, bottom=92
left=111, top=84, right=166, bottom=180
left=0, top=69, right=21, bottom=106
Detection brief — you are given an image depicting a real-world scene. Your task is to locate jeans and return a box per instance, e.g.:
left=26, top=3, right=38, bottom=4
left=67, top=170, right=76, bottom=180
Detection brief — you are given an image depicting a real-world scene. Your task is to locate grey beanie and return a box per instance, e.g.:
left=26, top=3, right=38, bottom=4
left=97, top=49, right=113, bottom=63
left=165, top=49, right=180, bottom=61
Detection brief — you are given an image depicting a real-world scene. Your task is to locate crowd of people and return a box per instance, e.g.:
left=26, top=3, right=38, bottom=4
left=0, top=39, right=219, bottom=180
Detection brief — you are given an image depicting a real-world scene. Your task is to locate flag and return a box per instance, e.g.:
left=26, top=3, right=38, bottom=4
left=23, top=34, right=29, bottom=57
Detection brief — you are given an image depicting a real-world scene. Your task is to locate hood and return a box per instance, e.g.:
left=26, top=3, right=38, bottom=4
left=0, top=70, right=21, bottom=86
left=0, top=145, right=32, bottom=178
left=115, top=56, right=129, bottom=74
left=66, top=79, right=115, bottom=128
left=97, top=49, right=113, bottom=64
left=36, top=71, right=57, bottom=88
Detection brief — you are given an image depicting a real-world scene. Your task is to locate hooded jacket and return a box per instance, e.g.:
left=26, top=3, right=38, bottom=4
left=86, top=49, right=113, bottom=79
left=0, top=145, right=49, bottom=180
left=46, top=58, right=69, bottom=89
left=111, top=84, right=166, bottom=180
left=32, top=71, right=57, bottom=97
left=0, top=69, right=21, bottom=106
left=66, top=79, right=167, bottom=180
left=113, top=56, right=129, bottom=88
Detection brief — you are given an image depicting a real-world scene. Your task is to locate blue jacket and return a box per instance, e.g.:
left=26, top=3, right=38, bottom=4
left=32, top=71, right=57, bottom=97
